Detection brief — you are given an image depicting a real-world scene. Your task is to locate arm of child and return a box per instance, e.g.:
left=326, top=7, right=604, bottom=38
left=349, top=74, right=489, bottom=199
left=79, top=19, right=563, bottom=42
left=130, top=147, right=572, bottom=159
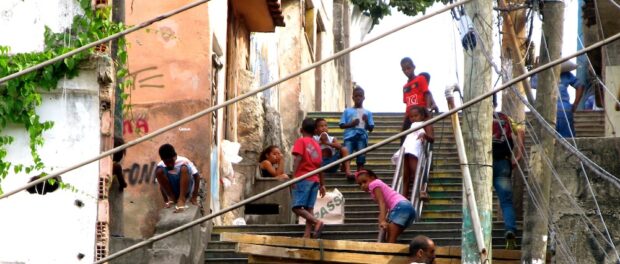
left=292, top=154, right=302, bottom=177
left=373, top=188, right=388, bottom=229
left=319, top=172, right=326, bottom=198
left=425, top=92, right=439, bottom=113
left=422, top=125, right=434, bottom=143
left=329, top=137, right=342, bottom=150
left=365, top=111, right=375, bottom=133
left=191, top=173, right=201, bottom=205
left=260, top=160, right=279, bottom=177
left=572, top=84, right=585, bottom=112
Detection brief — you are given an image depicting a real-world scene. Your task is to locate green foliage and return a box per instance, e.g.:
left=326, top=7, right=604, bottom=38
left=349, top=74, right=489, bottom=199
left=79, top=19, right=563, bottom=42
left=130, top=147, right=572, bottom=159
left=351, top=0, right=449, bottom=25
left=0, top=0, right=129, bottom=195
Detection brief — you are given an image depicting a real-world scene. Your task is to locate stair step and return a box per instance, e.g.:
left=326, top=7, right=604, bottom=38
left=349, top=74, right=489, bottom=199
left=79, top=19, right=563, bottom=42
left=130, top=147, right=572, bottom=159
left=204, top=257, right=249, bottom=263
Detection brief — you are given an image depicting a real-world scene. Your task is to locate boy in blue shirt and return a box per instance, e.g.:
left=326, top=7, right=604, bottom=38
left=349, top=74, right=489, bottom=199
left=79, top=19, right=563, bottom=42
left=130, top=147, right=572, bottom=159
left=339, top=87, right=375, bottom=171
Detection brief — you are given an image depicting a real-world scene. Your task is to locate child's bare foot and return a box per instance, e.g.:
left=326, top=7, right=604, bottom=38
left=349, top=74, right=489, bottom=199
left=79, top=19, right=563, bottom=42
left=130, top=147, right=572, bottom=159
left=174, top=204, right=189, bottom=213
left=313, top=221, right=325, bottom=239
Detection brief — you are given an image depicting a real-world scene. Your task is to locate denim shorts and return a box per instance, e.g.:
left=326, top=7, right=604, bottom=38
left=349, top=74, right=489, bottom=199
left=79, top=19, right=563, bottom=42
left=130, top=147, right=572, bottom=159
left=291, top=179, right=320, bottom=209
left=388, top=200, right=416, bottom=228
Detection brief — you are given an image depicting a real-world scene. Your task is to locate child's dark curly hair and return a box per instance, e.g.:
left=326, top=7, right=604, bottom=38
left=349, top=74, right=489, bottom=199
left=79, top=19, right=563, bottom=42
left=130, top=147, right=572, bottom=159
left=259, top=145, right=279, bottom=162
left=301, top=117, right=316, bottom=134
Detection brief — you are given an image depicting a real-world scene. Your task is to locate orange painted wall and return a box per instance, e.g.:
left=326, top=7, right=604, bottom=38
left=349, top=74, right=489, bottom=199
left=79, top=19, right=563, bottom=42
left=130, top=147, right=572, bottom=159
left=120, top=0, right=212, bottom=238
left=124, top=0, right=211, bottom=103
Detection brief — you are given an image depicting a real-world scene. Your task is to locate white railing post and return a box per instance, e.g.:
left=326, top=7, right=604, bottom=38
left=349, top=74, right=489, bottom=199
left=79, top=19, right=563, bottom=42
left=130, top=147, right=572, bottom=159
left=445, top=84, right=487, bottom=258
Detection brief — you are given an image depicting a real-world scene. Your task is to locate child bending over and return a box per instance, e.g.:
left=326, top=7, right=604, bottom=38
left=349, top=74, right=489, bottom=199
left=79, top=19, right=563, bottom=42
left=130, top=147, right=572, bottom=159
left=401, top=106, right=433, bottom=201
left=292, top=118, right=326, bottom=238
left=258, top=145, right=290, bottom=180
left=356, top=169, right=416, bottom=243
left=313, top=118, right=355, bottom=180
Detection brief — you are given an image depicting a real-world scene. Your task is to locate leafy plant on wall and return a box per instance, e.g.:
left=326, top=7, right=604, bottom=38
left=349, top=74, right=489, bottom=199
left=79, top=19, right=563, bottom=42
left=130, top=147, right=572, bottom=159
left=351, top=0, right=449, bottom=25
left=0, top=0, right=129, bottom=194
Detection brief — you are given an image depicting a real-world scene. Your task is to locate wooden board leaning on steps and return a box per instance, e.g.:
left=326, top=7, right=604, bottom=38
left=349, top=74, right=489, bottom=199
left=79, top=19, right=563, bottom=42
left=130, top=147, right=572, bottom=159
left=220, top=233, right=521, bottom=264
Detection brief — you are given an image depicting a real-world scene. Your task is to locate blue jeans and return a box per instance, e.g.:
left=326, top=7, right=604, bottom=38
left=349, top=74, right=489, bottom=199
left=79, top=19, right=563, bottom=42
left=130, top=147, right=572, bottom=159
left=344, top=134, right=367, bottom=166
left=556, top=110, right=575, bottom=138
left=493, top=159, right=516, bottom=233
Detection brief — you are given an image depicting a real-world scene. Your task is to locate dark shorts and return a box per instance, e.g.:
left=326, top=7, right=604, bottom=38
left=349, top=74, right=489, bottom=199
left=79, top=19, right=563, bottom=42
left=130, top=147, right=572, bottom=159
left=291, top=179, right=320, bottom=209
left=388, top=200, right=416, bottom=228
left=322, top=151, right=342, bottom=173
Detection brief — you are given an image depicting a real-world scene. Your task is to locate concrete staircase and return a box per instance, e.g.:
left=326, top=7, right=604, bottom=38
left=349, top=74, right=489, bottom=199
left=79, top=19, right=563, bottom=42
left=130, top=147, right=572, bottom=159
left=204, top=111, right=605, bottom=263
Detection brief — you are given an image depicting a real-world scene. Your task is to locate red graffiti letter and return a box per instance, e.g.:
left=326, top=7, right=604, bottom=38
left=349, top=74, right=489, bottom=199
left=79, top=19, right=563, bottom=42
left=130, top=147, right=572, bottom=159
left=123, top=120, right=133, bottom=135
left=136, top=118, right=149, bottom=134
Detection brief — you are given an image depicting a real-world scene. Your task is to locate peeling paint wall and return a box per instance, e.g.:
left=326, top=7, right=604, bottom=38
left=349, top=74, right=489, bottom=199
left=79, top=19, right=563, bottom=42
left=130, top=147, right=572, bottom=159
left=0, top=65, right=102, bottom=264
left=551, top=137, right=620, bottom=263
left=122, top=0, right=212, bottom=238
left=0, top=2, right=111, bottom=262
left=0, top=0, right=83, bottom=53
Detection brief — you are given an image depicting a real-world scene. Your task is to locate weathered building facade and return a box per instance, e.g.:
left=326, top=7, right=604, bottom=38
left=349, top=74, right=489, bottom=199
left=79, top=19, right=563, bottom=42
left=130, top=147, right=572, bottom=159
left=0, top=1, right=115, bottom=262
left=214, top=0, right=362, bottom=225
left=580, top=0, right=620, bottom=136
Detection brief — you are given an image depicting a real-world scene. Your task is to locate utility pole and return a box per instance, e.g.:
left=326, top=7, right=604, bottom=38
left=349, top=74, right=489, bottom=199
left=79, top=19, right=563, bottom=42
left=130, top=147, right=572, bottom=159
left=461, top=0, right=494, bottom=262
left=497, top=0, right=528, bottom=222
left=521, top=1, right=564, bottom=262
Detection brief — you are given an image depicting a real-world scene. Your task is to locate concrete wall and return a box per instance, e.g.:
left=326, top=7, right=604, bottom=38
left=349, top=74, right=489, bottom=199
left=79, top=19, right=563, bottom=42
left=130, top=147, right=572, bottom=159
left=0, top=2, right=112, bottom=262
left=0, top=63, right=102, bottom=263
left=0, top=0, right=83, bottom=53
left=122, top=0, right=212, bottom=238
left=218, top=0, right=352, bottom=225
left=551, top=137, right=620, bottom=263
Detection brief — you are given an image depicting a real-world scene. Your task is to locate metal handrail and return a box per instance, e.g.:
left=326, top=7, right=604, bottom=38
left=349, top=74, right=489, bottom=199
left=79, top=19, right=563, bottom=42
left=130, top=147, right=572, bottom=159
left=378, top=140, right=432, bottom=242
left=410, top=141, right=432, bottom=220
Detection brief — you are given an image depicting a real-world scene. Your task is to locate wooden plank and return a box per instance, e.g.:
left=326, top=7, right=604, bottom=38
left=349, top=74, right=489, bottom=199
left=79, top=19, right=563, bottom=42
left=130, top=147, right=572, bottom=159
left=222, top=233, right=409, bottom=255
left=248, top=255, right=341, bottom=264
left=236, top=243, right=410, bottom=264
left=434, top=246, right=521, bottom=260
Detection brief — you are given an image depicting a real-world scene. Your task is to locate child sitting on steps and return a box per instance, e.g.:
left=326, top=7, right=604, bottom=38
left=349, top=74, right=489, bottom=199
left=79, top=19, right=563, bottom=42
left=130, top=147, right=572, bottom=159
left=313, top=118, right=355, bottom=180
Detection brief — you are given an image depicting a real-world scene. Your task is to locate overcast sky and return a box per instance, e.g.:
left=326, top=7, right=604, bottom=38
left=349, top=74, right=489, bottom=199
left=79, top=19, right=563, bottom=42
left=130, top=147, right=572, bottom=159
left=351, top=1, right=579, bottom=112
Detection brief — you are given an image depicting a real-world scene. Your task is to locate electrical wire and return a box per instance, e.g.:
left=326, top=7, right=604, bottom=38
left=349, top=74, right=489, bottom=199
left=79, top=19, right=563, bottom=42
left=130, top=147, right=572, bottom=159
left=537, top=25, right=620, bottom=262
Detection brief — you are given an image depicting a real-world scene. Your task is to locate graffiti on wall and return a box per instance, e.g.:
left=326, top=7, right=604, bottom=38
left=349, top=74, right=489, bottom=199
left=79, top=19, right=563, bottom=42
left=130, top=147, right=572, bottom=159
left=123, top=118, right=149, bottom=135
left=123, top=162, right=158, bottom=185
left=129, top=66, right=164, bottom=89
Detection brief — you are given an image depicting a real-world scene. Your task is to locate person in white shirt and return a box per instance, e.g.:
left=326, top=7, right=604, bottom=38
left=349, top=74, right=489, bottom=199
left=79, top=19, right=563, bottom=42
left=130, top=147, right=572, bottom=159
left=155, top=143, right=201, bottom=213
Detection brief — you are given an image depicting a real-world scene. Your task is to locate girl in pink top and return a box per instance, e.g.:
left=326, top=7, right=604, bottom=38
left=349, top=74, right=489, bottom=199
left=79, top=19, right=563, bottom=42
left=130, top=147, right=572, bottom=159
left=356, top=169, right=416, bottom=243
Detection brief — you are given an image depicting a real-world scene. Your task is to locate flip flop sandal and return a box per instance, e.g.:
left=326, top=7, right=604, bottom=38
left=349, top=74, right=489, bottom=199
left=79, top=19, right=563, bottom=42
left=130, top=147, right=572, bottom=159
left=313, top=222, right=325, bottom=239
left=164, top=201, right=174, bottom=208
left=174, top=205, right=189, bottom=213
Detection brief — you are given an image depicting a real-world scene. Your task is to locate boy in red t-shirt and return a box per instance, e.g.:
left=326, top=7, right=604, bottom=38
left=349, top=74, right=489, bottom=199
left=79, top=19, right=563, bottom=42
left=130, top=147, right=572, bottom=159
left=292, top=118, right=326, bottom=238
left=400, top=57, right=438, bottom=145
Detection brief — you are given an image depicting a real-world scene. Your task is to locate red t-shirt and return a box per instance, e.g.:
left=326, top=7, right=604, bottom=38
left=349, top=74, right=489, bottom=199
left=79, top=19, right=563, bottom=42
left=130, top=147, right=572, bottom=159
left=292, top=137, right=322, bottom=182
left=403, top=75, right=429, bottom=112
